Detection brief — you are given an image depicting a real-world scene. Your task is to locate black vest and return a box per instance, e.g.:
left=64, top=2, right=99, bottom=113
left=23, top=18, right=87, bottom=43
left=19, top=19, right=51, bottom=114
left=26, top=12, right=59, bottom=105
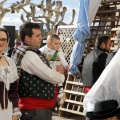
left=82, top=48, right=105, bottom=87
left=19, top=49, right=55, bottom=99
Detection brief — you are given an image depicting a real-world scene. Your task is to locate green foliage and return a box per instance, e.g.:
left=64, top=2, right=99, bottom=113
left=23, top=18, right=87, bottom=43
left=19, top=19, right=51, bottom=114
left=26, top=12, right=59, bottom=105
left=15, top=32, right=18, bottom=39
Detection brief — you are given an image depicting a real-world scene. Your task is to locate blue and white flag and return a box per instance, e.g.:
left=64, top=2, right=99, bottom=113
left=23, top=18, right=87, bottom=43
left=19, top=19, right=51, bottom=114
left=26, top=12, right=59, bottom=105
left=69, top=0, right=102, bottom=74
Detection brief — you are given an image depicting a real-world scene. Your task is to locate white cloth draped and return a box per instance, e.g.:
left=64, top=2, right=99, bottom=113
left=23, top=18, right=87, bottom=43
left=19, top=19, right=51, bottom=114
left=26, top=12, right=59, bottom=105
left=88, top=0, right=102, bottom=25
left=83, top=48, right=120, bottom=114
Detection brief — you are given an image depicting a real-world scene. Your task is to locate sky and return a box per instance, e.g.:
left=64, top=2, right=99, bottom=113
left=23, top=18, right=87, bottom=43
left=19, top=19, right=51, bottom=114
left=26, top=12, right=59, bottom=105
left=1, top=0, right=79, bottom=30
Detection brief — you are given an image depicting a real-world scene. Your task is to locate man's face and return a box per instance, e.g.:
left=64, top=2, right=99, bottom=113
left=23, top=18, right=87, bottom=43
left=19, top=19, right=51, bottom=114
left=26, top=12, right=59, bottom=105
left=29, top=29, right=42, bottom=48
left=104, top=39, right=111, bottom=53
left=15, top=40, right=21, bottom=47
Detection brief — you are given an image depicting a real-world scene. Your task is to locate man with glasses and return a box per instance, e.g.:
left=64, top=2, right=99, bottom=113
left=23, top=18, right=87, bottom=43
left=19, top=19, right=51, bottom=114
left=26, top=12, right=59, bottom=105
left=8, top=38, right=22, bottom=57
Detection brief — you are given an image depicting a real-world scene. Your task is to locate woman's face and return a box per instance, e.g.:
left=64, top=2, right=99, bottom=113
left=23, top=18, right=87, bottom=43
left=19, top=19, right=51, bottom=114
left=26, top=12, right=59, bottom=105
left=0, top=31, right=8, bottom=53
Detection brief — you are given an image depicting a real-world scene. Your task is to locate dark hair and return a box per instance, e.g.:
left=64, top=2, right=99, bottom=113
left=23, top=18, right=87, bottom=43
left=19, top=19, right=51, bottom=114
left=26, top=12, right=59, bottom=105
left=19, top=22, right=40, bottom=43
left=51, top=34, right=60, bottom=41
left=95, top=36, right=110, bottom=48
left=0, top=28, right=9, bottom=41
left=14, top=38, right=21, bottom=44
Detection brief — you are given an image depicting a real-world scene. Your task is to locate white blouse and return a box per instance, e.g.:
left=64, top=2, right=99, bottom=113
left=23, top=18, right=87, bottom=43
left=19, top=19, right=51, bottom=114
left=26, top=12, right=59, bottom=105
left=0, top=55, right=20, bottom=119
left=0, top=55, right=18, bottom=90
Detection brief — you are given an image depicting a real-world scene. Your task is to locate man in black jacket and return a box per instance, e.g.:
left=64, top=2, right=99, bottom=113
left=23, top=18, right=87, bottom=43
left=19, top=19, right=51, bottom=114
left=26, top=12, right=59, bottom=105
left=82, top=36, right=111, bottom=93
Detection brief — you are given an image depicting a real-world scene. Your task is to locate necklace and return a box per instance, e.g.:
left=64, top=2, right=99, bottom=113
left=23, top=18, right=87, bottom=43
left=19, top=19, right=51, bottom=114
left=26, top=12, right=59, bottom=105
left=0, top=56, right=2, bottom=61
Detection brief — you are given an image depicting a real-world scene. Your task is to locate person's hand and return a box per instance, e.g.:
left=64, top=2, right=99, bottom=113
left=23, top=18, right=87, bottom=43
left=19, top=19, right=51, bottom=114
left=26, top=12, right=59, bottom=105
left=65, top=65, right=69, bottom=70
left=56, top=65, right=65, bottom=74
left=57, top=93, right=66, bottom=106
left=12, top=115, right=18, bottom=120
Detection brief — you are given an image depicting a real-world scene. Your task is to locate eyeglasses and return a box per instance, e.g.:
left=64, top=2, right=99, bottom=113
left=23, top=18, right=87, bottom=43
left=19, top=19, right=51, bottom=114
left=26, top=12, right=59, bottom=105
left=0, top=38, right=8, bottom=44
left=15, top=42, right=21, bottom=45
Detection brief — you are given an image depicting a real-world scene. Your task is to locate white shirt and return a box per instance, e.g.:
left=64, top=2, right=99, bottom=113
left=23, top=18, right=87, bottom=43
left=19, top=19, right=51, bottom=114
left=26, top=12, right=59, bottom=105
left=40, top=45, right=68, bottom=68
left=21, top=51, right=65, bottom=85
left=0, top=56, right=18, bottom=90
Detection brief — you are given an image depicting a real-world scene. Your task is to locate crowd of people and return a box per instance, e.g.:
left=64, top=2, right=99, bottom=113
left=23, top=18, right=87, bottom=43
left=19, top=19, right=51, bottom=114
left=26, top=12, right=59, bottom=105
left=0, top=21, right=120, bottom=120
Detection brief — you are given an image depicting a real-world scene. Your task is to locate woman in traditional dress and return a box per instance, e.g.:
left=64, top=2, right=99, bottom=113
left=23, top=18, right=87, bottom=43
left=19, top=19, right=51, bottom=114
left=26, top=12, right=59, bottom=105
left=0, top=28, right=21, bottom=120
